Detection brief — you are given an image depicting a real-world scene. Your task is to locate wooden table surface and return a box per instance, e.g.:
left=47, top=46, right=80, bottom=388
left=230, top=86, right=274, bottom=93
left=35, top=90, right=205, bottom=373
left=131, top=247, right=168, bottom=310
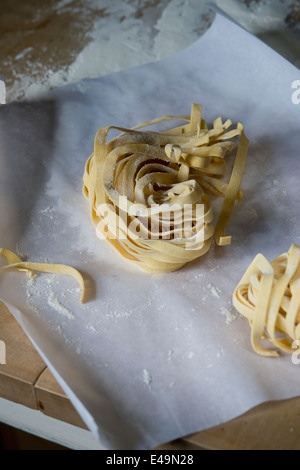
left=1, top=0, right=299, bottom=102
left=1, top=300, right=300, bottom=450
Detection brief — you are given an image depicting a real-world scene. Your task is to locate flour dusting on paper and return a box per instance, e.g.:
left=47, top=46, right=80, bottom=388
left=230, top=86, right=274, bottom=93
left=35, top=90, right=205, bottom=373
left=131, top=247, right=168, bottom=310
left=86, top=323, right=97, bottom=332
left=142, top=369, right=152, bottom=386
left=48, top=291, right=75, bottom=320
left=186, top=352, right=195, bottom=359
left=208, top=283, right=221, bottom=298
left=40, top=206, right=56, bottom=219
left=106, top=309, right=133, bottom=320
left=220, top=307, right=238, bottom=326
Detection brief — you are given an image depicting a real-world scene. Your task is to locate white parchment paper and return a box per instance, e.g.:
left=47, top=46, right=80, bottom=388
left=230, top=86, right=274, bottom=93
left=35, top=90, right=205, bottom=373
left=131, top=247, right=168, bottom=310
left=0, top=10, right=300, bottom=450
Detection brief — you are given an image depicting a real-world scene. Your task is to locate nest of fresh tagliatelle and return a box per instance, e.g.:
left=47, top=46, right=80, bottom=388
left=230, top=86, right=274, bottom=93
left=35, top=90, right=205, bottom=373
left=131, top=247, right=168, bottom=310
left=83, top=104, right=249, bottom=274
left=233, top=244, right=300, bottom=357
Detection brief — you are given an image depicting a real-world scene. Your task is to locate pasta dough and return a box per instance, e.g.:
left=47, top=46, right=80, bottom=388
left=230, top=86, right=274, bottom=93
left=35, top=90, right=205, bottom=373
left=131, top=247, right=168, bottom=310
left=233, top=244, right=300, bottom=357
left=0, top=248, right=86, bottom=303
left=83, top=104, right=249, bottom=273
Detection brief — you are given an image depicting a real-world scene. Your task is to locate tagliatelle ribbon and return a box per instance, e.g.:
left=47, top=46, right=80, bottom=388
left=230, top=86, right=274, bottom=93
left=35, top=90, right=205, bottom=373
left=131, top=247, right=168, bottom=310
left=83, top=104, right=249, bottom=273
left=233, top=244, right=300, bottom=357
left=0, top=248, right=86, bottom=303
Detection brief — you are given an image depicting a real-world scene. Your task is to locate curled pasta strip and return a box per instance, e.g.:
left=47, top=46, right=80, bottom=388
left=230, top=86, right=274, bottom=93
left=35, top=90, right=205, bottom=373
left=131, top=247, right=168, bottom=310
left=83, top=104, right=249, bottom=273
left=233, top=244, right=300, bottom=357
left=0, top=248, right=86, bottom=303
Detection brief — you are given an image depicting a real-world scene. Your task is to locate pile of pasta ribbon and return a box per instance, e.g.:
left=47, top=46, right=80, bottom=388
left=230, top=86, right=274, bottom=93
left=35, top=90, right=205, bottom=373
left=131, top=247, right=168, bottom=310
left=83, top=104, right=249, bottom=273
left=0, top=248, right=86, bottom=303
left=233, top=244, right=300, bottom=357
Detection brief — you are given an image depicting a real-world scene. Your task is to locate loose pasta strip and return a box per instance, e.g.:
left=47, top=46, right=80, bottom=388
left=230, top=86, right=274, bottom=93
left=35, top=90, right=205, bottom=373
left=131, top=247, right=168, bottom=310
left=0, top=248, right=86, bottom=303
left=233, top=244, right=300, bottom=356
left=83, top=104, right=248, bottom=273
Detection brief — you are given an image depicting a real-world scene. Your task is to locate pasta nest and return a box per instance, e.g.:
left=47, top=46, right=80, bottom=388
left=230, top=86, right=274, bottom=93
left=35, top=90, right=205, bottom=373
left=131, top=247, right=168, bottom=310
left=233, top=244, right=300, bottom=357
left=83, top=104, right=249, bottom=273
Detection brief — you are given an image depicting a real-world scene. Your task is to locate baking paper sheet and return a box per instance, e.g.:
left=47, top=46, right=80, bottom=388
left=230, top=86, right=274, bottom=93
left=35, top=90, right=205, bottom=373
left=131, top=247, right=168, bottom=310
left=0, top=9, right=300, bottom=450
left=0, top=81, right=5, bottom=105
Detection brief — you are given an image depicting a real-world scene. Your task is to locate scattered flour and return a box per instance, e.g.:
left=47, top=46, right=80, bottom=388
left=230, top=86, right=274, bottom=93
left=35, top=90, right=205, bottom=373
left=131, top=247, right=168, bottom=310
left=167, top=350, right=174, bottom=360
left=26, top=275, right=40, bottom=300
left=40, top=206, right=56, bottom=219
left=142, top=369, right=152, bottom=386
left=209, top=266, right=219, bottom=273
left=216, top=347, right=225, bottom=358
left=76, top=81, right=89, bottom=94
left=25, top=276, right=35, bottom=299
left=86, top=323, right=97, bottom=332
left=46, top=274, right=57, bottom=284
left=220, top=306, right=238, bottom=326
left=4, top=0, right=299, bottom=102
left=194, top=272, right=204, bottom=279
left=15, top=47, right=33, bottom=61
left=56, top=325, right=71, bottom=344
left=106, top=309, right=133, bottom=320
left=187, top=352, right=195, bottom=359
left=207, top=283, right=221, bottom=298
left=56, top=325, right=63, bottom=335
left=48, top=291, right=75, bottom=320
